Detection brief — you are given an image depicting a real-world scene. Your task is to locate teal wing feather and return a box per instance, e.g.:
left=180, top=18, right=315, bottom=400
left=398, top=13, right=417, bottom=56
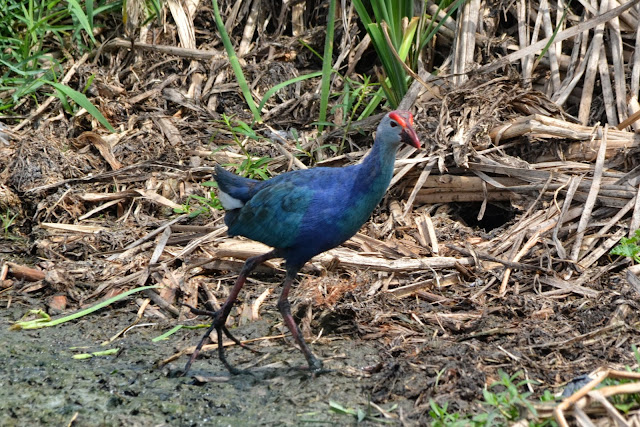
left=225, top=179, right=314, bottom=249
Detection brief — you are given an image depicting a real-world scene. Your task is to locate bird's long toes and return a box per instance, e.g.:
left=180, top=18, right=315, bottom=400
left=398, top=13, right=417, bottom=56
left=291, top=362, right=332, bottom=377
left=227, top=365, right=253, bottom=376
left=181, top=303, right=218, bottom=317
left=310, top=367, right=334, bottom=377
left=303, top=357, right=331, bottom=376
left=309, top=358, right=333, bottom=378
left=221, top=325, right=260, bottom=353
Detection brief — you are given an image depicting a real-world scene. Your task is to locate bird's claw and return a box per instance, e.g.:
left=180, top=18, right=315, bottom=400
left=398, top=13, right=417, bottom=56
left=292, top=364, right=332, bottom=377
left=302, top=358, right=331, bottom=377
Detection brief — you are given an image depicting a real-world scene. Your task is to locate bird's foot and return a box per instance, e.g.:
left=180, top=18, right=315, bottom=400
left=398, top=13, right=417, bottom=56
left=222, top=325, right=260, bottom=354
left=182, top=303, right=257, bottom=354
left=219, top=350, right=256, bottom=376
left=301, top=357, right=333, bottom=377
left=310, top=367, right=333, bottom=377
left=181, top=301, right=271, bottom=377
left=226, top=364, right=253, bottom=376
left=182, top=302, right=217, bottom=317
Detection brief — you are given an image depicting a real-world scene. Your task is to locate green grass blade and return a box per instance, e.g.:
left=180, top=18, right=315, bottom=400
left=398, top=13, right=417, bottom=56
left=352, top=0, right=373, bottom=29
left=258, top=71, right=322, bottom=112
left=152, top=325, right=184, bottom=342
left=11, top=285, right=158, bottom=330
left=11, top=77, right=48, bottom=102
left=368, top=24, right=405, bottom=106
left=73, top=348, right=120, bottom=359
left=86, top=0, right=94, bottom=25
left=66, top=0, right=96, bottom=44
left=398, top=18, right=419, bottom=60
left=44, top=80, right=116, bottom=132
left=358, top=87, right=385, bottom=120
left=353, top=1, right=407, bottom=105
left=0, top=56, right=48, bottom=76
left=371, top=1, right=391, bottom=35
left=532, top=5, right=569, bottom=72
left=318, top=0, right=336, bottom=134
left=298, top=39, right=323, bottom=60
left=211, top=0, right=261, bottom=122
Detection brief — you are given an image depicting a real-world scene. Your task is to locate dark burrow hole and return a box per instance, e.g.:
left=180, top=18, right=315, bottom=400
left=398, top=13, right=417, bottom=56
left=450, top=202, right=519, bottom=231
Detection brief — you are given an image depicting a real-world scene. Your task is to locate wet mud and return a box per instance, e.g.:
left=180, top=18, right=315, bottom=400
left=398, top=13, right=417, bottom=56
left=0, top=306, right=407, bottom=426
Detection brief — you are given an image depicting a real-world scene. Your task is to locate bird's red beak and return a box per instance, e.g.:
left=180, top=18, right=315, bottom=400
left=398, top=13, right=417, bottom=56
left=400, top=125, right=420, bottom=149
left=389, top=111, right=421, bottom=149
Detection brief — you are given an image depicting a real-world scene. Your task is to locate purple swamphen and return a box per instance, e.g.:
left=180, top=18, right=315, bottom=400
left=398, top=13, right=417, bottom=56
left=183, top=110, right=420, bottom=375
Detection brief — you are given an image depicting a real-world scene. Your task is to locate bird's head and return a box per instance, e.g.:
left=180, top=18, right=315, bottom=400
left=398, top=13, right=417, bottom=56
left=378, top=110, right=421, bottom=149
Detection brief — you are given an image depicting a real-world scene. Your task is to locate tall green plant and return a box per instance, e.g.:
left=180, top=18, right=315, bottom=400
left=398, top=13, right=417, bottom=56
left=211, top=0, right=261, bottom=123
left=0, top=0, right=119, bottom=117
left=318, top=0, right=336, bottom=133
left=352, top=0, right=466, bottom=108
left=352, top=1, right=416, bottom=107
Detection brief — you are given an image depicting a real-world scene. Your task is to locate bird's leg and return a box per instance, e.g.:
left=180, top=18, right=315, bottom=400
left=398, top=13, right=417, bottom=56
left=277, top=268, right=324, bottom=373
left=182, top=250, right=277, bottom=375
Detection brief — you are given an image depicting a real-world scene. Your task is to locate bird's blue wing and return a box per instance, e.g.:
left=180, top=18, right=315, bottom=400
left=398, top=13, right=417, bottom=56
left=224, top=178, right=314, bottom=249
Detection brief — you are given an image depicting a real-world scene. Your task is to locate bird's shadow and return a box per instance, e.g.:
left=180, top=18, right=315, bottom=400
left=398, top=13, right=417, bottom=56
left=168, top=361, right=333, bottom=385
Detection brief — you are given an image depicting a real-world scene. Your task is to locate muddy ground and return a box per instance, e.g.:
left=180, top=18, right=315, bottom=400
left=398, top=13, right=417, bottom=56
left=2, top=260, right=639, bottom=426
left=1, top=302, right=401, bottom=426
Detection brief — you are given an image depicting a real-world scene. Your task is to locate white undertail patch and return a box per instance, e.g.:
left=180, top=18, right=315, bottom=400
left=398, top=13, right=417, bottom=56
left=218, top=190, right=244, bottom=210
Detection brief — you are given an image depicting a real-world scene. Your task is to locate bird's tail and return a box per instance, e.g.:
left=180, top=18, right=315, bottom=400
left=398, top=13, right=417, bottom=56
left=213, top=164, right=261, bottom=210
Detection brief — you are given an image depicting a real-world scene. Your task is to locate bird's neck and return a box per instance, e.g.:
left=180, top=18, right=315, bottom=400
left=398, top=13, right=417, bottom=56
left=359, top=136, right=399, bottom=188
left=331, top=136, right=399, bottom=238
left=346, top=136, right=399, bottom=210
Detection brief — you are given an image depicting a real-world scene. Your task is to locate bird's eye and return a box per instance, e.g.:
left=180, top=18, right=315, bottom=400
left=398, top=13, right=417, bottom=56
left=390, top=121, right=398, bottom=127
